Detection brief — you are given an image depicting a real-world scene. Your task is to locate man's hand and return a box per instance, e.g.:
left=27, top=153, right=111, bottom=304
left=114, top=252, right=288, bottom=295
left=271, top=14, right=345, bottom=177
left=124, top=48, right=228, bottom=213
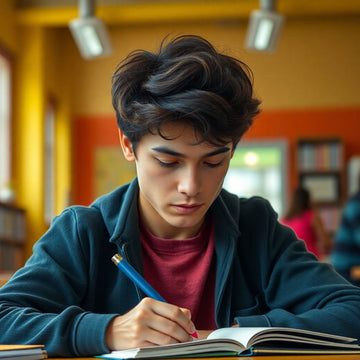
left=105, top=297, right=197, bottom=351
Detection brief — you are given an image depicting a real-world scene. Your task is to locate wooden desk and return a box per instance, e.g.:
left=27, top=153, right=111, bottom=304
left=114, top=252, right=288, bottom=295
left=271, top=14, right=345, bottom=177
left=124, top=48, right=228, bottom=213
left=49, top=356, right=360, bottom=360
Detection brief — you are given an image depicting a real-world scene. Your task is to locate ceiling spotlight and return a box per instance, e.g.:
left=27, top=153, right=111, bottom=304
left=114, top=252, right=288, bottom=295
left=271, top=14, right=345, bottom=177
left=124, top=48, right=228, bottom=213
left=69, top=0, right=112, bottom=60
left=245, top=0, right=285, bottom=53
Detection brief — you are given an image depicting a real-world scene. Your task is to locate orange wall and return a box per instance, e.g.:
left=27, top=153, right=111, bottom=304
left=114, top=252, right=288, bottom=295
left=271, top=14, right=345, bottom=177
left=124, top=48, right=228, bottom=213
left=73, top=116, right=119, bottom=205
left=73, top=108, right=360, bottom=206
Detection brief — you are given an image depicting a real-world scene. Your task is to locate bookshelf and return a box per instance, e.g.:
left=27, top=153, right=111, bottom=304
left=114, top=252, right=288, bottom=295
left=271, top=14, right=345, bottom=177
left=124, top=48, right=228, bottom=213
left=296, top=137, right=345, bottom=237
left=0, top=202, right=26, bottom=272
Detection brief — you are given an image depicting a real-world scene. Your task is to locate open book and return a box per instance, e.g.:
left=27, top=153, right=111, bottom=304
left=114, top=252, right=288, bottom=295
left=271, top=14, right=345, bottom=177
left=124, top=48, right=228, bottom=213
left=97, top=327, right=360, bottom=358
left=0, top=344, right=47, bottom=360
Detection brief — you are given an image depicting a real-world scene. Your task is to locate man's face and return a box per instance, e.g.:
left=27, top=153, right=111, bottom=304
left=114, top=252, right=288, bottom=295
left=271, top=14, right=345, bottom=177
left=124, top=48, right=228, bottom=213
left=119, top=123, right=233, bottom=239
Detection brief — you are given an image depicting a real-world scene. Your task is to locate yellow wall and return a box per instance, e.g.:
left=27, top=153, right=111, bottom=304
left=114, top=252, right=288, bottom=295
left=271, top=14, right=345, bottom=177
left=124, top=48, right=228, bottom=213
left=70, top=15, right=360, bottom=115
left=42, top=29, right=73, bottom=218
left=13, top=27, right=46, bottom=257
left=1, top=2, right=360, bottom=260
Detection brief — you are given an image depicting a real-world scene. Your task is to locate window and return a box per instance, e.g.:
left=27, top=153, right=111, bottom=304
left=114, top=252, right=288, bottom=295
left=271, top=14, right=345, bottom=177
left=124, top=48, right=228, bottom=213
left=0, top=50, right=11, bottom=200
left=44, top=100, right=56, bottom=223
left=223, top=140, right=288, bottom=217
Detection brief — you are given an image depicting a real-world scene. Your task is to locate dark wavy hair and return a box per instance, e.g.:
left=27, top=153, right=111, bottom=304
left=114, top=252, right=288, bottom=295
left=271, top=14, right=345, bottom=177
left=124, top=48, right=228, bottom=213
left=111, top=34, right=261, bottom=151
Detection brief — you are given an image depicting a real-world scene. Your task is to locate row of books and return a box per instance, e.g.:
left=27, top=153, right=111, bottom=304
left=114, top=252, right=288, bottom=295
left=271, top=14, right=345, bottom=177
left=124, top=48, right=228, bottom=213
left=0, top=203, right=26, bottom=242
left=319, top=206, right=342, bottom=234
left=0, top=242, right=23, bottom=272
left=297, top=141, right=343, bottom=171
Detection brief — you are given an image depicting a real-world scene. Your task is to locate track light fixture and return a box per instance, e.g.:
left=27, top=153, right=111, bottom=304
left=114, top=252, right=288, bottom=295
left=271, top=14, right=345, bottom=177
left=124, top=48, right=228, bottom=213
left=69, top=0, right=112, bottom=60
left=245, top=0, right=285, bottom=52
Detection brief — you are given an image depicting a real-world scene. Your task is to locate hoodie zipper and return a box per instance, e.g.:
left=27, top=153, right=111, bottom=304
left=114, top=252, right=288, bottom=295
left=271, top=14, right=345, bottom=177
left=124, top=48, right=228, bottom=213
left=121, top=244, right=144, bottom=303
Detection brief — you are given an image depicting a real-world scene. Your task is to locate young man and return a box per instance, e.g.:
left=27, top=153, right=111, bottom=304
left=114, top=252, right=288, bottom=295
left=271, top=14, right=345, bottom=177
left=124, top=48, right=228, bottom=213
left=1, top=35, right=360, bottom=357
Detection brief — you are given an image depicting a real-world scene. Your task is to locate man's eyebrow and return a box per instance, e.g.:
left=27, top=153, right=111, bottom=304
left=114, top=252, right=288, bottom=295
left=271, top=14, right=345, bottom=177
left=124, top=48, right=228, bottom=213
left=151, top=146, right=231, bottom=158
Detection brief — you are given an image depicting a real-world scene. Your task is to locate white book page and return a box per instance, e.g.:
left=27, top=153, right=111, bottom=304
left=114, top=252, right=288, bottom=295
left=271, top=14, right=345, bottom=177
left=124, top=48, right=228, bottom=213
left=207, top=327, right=270, bottom=347
left=100, top=349, right=140, bottom=359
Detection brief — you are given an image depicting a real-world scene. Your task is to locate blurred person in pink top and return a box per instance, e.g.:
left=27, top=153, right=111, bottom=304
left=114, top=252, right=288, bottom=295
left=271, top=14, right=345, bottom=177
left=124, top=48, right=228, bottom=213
left=281, top=187, right=332, bottom=260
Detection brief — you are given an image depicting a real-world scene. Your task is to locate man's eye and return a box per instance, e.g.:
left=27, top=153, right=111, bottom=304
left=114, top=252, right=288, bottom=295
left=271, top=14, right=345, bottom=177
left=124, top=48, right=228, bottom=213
left=205, top=161, right=223, bottom=168
left=157, top=159, right=178, bottom=168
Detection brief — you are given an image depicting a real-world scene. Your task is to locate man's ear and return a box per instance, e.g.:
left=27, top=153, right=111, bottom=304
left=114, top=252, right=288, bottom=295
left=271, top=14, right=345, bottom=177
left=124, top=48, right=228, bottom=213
left=118, top=129, right=136, bottom=162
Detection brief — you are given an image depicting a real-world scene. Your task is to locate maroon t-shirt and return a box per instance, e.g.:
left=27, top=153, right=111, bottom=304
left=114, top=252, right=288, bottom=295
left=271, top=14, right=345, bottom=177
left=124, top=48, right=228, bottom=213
left=140, top=218, right=217, bottom=330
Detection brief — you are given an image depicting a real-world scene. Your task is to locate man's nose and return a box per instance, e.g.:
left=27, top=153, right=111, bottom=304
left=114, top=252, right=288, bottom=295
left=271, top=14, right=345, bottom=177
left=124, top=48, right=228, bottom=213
left=177, top=167, right=201, bottom=197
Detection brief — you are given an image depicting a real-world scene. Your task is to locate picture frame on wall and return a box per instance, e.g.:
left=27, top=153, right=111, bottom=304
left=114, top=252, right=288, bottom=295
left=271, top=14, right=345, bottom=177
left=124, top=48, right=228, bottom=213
left=300, top=173, right=340, bottom=204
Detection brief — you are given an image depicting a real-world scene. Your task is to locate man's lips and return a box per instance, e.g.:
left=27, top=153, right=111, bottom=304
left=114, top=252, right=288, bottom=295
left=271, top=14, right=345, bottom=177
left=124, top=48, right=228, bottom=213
left=171, top=203, right=203, bottom=214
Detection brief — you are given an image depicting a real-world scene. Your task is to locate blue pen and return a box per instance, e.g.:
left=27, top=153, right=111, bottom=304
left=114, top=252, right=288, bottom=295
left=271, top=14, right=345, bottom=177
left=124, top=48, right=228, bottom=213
left=111, top=253, right=198, bottom=338
left=111, top=253, right=165, bottom=302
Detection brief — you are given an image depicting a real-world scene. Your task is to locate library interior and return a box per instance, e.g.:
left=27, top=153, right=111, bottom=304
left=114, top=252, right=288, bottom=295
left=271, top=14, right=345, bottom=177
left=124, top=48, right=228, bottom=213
left=1, top=2, right=360, bottom=359
left=1, top=1, right=360, bottom=281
